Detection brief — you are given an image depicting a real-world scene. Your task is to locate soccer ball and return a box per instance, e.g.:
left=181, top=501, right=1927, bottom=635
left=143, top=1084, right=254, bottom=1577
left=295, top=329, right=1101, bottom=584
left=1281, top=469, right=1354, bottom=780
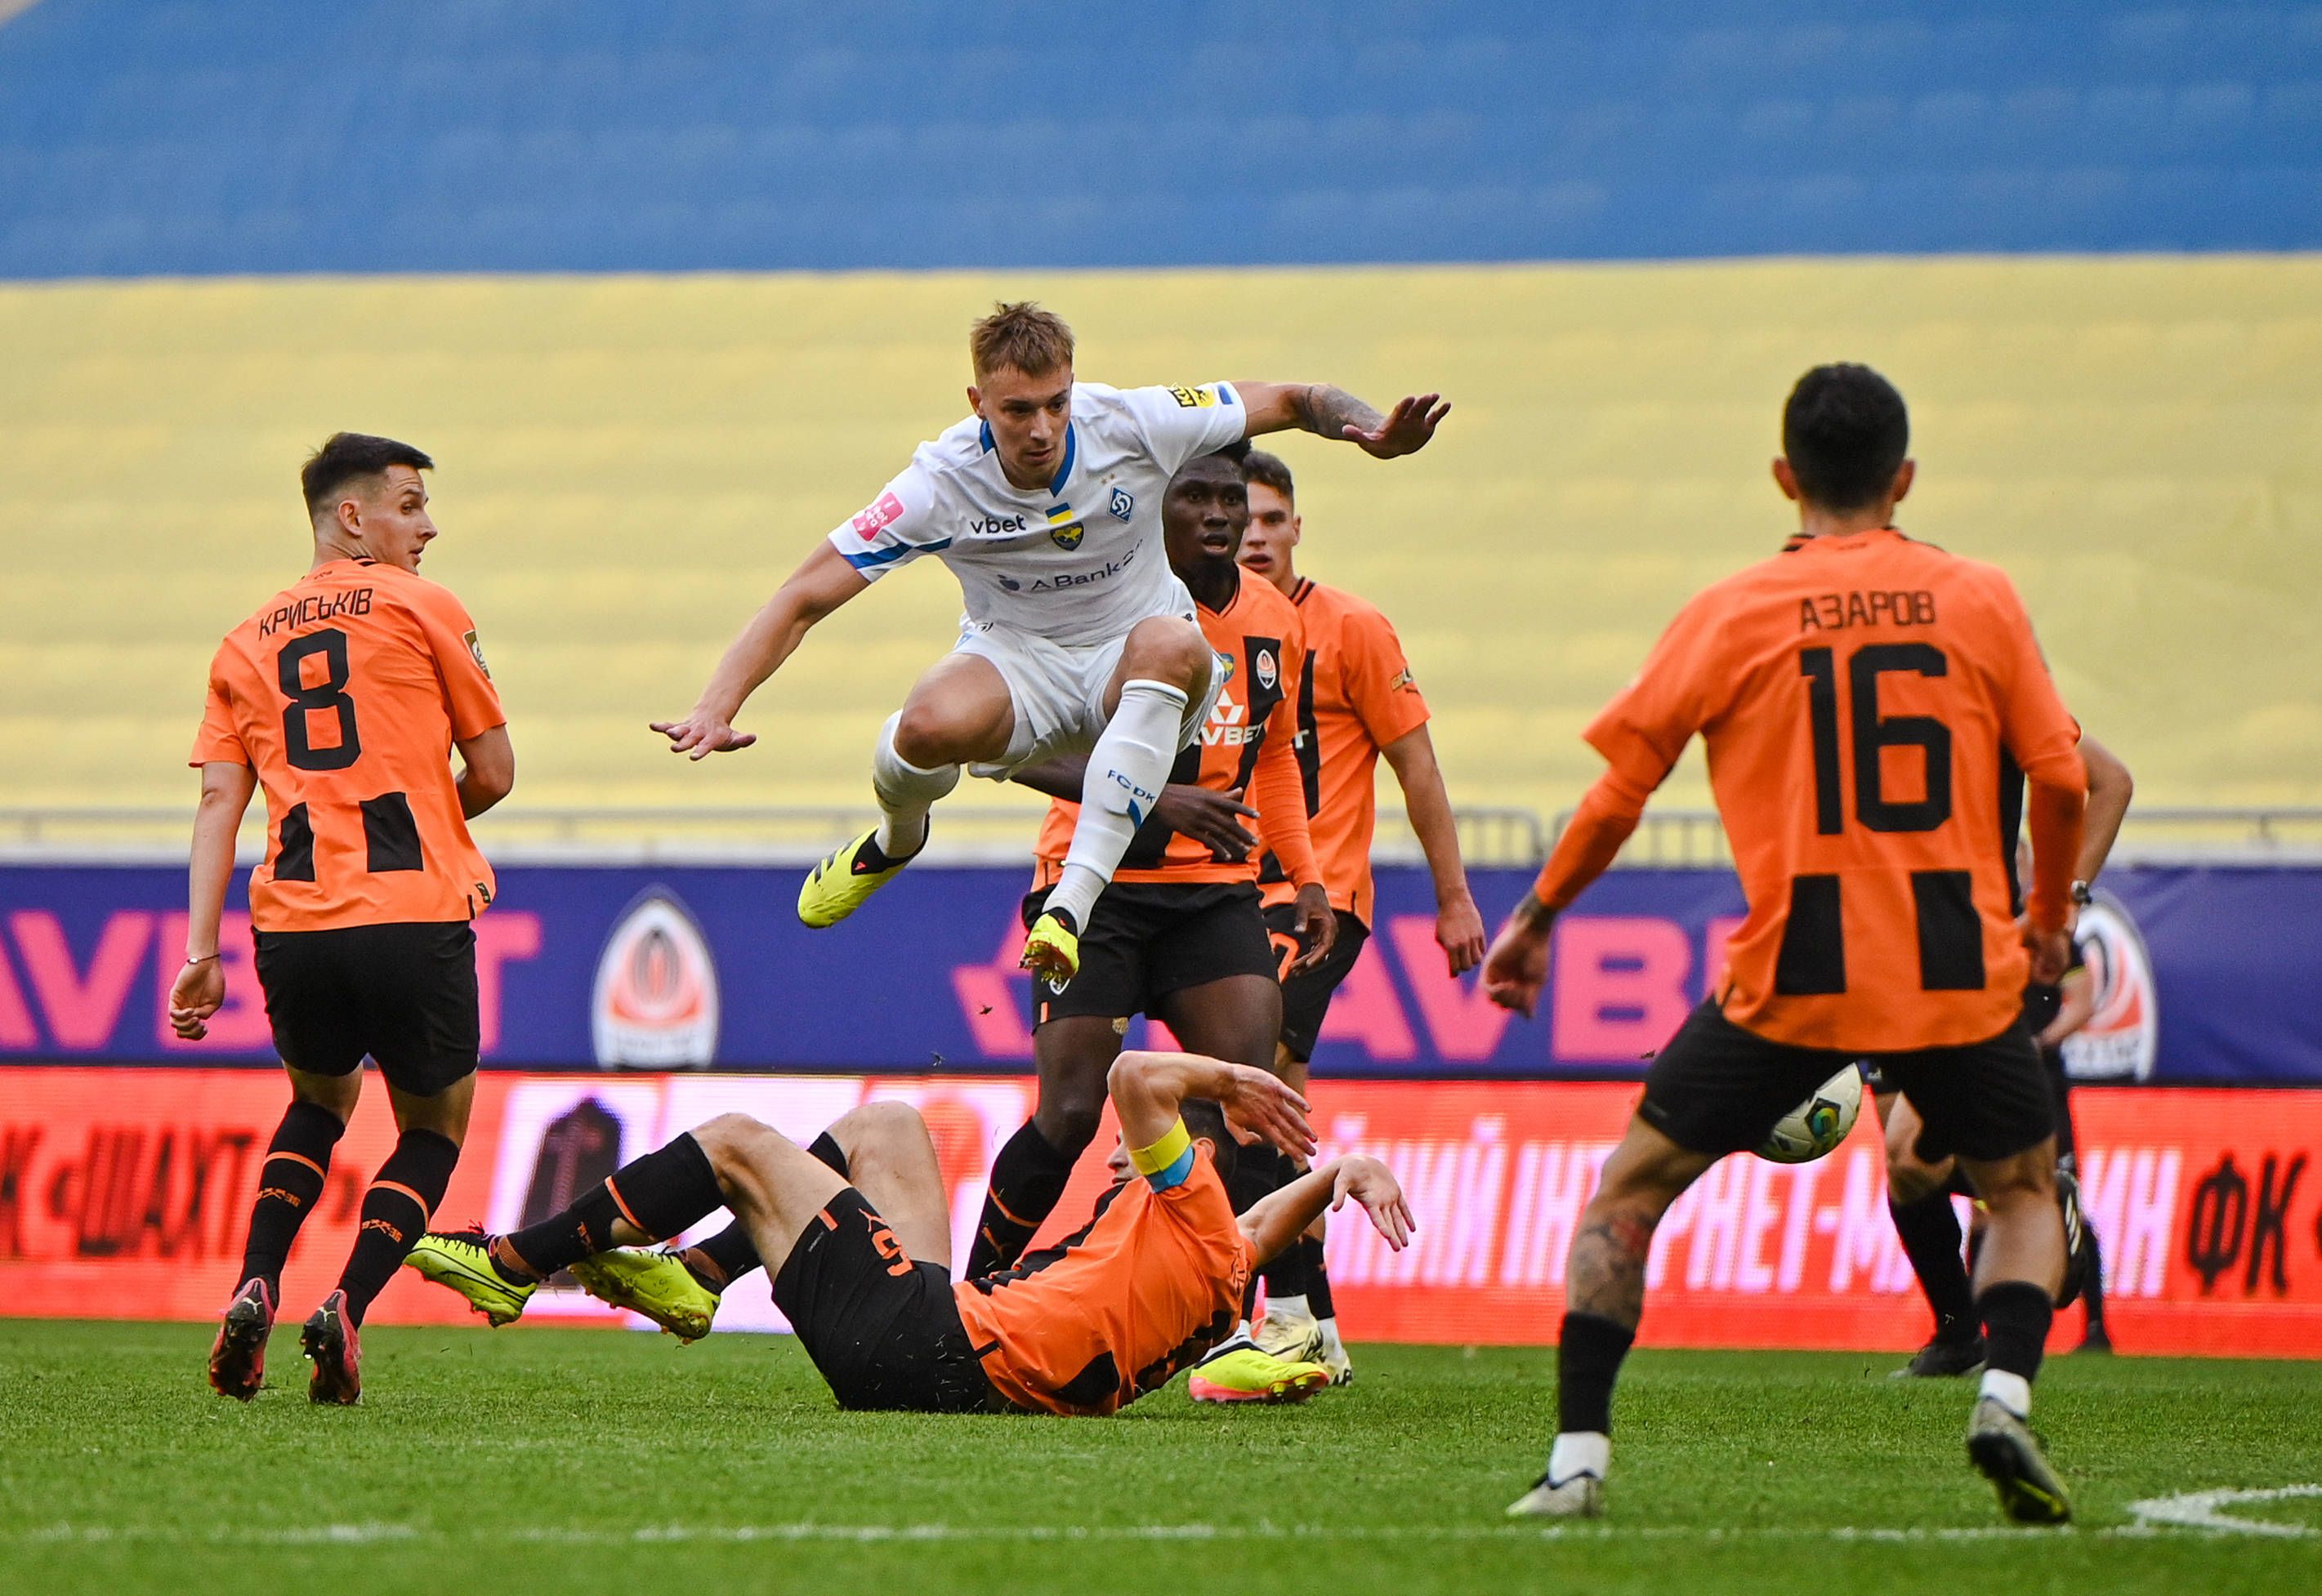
left=1754, top=1066, right=1863, bottom=1164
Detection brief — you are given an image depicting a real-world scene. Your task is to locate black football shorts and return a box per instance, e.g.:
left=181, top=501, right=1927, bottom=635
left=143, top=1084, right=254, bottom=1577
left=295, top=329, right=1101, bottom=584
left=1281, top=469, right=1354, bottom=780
left=253, top=920, right=480, bottom=1098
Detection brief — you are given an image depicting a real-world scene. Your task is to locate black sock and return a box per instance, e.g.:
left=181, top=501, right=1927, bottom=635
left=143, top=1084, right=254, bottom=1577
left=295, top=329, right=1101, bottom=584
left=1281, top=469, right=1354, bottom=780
left=1556, top=1311, right=1636, bottom=1435
left=499, top=1132, right=722, bottom=1282
left=1227, top=1140, right=1292, bottom=1317
left=966, top=1119, right=1076, bottom=1277
left=336, top=1130, right=460, bottom=1325
left=2081, top=1228, right=2108, bottom=1333
left=1978, top=1281, right=2055, bottom=1383
left=680, top=1220, right=764, bottom=1292
left=1889, top=1192, right=1976, bottom=1341
left=1261, top=1220, right=1310, bottom=1300
left=239, top=1100, right=345, bottom=1300
left=1304, top=1237, right=1337, bottom=1321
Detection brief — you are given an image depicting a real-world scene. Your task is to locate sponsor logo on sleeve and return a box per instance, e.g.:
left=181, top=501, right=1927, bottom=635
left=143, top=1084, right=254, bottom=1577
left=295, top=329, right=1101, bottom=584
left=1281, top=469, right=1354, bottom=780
left=463, top=629, right=491, bottom=679
left=1168, top=385, right=1220, bottom=408
left=591, top=890, right=720, bottom=1068
left=851, top=490, right=907, bottom=541
left=2060, top=895, right=2159, bottom=1082
left=1389, top=666, right=1418, bottom=692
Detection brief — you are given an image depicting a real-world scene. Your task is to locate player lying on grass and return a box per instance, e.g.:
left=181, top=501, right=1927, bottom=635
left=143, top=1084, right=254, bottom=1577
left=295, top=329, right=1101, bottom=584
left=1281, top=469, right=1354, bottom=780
left=405, top=1053, right=1412, bottom=1415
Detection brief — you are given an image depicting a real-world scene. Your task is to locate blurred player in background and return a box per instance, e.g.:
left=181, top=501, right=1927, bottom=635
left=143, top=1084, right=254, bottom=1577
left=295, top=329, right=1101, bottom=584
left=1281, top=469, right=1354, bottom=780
left=1878, top=744, right=2132, bottom=1377
left=1235, top=448, right=1485, bottom=1384
left=971, top=446, right=1335, bottom=1403
left=1484, top=365, right=2089, bottom=1524
left=651, top=302, right=1446, bottom=987
left=174, top=434, right=514, bottom=1405
left=404, top=1052, right=1412, bottom=1418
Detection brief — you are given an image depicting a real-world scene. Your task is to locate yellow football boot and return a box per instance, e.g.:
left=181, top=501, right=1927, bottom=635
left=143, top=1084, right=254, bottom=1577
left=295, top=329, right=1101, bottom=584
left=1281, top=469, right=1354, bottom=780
left=404, top=1229, right=536, bottom=1327
left=797, top=827, right=915, bottom=928
left=1019, top=911, right=1082, bottom=986
left=1186, top=1344, right=1330, bottom=1405
left=569, top=1247, right=721, bottom=1343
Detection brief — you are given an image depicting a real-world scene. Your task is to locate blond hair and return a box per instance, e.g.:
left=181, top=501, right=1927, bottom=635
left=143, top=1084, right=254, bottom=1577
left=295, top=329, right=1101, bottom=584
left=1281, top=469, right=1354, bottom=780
left=970, top=301, right=1075, bottom=381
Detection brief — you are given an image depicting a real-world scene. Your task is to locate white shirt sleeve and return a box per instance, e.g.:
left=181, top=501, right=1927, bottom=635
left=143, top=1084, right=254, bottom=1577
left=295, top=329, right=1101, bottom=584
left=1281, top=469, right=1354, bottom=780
left=824, top=465, right=947, bottom=583
left=1116, top=381, right=1248, bottom=478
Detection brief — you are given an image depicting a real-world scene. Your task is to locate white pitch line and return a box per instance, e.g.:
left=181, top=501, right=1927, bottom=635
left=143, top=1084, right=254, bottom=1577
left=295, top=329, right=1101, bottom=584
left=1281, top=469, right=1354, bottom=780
left=13, top=1493, right=2320, bottom=1549
left=2125, top=1485, right=2322, bottom=1539
left=0, top=1521, right=2146, bottom=1546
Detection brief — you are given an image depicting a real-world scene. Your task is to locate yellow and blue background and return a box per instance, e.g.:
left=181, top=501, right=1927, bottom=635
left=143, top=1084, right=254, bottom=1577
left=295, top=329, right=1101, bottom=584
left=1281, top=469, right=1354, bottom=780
left=2, top=0, right=2319, bottom=825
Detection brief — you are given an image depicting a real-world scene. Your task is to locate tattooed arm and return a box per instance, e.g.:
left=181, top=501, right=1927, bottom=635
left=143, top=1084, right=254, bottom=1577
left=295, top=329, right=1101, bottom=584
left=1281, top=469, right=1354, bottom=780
left=1234, top=382, right=1449, bottom=458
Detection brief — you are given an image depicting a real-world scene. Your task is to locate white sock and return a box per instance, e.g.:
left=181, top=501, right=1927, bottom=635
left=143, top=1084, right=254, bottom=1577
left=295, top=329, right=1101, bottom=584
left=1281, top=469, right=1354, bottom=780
left=1044, top=678, right=1187, bottom=928
left=870, top=712, right=957, bottom=857
left=1267, top=1293, right=1311, bottom=1323
left=1979, top=1370, right=2032, bottom=1419
left=1317, top=1316, right=1346, bottom=1357
left=1548, top=1431, right=1610, bottom=1485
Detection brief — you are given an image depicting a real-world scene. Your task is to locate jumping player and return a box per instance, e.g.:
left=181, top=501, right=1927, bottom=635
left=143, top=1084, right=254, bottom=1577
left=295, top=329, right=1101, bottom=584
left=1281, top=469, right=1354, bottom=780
left=651, top=302, right=1446, bottom=986
left=404, top=1053, right=1413, bottom=1417
left=969, top=447, right=1333, bottom=1402
left=1484, top=365, right=2089, bottom=1524
left=175, top=433, right=514, bottom=1404
left=1880, top=738, right=2133, bottom=1376
left=1235, top=448, right=1485, bottom=1382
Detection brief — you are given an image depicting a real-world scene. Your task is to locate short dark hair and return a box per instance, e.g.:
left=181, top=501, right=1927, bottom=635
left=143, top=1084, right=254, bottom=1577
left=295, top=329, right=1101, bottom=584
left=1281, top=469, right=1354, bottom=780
left=1242, top=449, right=1293, bottom=502
left=1781, top=364, right=1908, bottom=511
left=1181, top=1098, right=1237, bottom=1187
left=301, top=432, right=433, bottom=519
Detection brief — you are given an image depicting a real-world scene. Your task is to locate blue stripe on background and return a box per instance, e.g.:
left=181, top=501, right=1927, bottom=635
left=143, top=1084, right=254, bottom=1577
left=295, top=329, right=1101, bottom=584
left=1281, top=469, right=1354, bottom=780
left=1, top=1, right=2317, bottom=279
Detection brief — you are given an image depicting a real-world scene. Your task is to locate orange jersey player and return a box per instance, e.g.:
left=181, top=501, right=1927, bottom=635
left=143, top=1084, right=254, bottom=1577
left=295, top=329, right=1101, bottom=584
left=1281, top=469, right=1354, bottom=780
left=175, top=433, right=514, bottom=1409
left=404, top=1050, right=1413, bottom=1418
left=1486, top=366, right=2088, bottom=1527
left=1234, top=448, right=1487, bottom=1384
left=960, top=447, right=1337, bottom=1403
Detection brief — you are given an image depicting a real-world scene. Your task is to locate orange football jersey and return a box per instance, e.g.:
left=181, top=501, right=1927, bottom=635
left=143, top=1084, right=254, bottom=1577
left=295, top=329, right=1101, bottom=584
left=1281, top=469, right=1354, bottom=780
left=1257, top=577, right=1431, bottom=925
left=190, top=558, right=503, bottom=932
left=954, top=1150, right=1248, bottom=1415
left=1031, top=567, right=1319, bottom=889
left=1579, top=528, right=2083, bottom=1052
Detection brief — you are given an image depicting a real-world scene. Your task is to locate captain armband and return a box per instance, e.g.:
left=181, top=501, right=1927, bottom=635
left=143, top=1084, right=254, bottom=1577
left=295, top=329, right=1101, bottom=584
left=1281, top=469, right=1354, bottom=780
left=1129, top=1119, right=1196, bottom=1192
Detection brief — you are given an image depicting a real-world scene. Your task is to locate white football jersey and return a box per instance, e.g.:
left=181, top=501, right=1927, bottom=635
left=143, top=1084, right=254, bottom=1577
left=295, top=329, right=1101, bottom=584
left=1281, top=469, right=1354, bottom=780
left=826, top=381, right=1250, bottom=648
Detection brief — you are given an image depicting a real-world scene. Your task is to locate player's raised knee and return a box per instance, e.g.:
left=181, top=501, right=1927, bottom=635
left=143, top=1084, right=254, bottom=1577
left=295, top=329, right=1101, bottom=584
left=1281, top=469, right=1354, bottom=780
left=831, top=1098, right=930, bottom=1158
left=1121, top=614, right=1211, bottom=689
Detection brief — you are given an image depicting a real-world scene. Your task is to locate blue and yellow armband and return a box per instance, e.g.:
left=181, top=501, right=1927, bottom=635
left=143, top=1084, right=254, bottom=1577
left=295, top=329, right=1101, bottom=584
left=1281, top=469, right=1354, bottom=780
left=1129, top=1119, right=1196, bottom=1192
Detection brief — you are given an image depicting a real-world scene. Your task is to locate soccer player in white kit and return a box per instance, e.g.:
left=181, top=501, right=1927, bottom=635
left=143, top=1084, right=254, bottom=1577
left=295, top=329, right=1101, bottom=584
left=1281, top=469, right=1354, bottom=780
left=654, top=304, right=1448, bottom=983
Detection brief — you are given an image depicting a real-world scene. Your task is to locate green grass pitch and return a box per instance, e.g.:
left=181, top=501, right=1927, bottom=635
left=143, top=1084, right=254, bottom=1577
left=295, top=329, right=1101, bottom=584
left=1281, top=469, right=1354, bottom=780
left=2, top=1321, right=2315, bottom=1594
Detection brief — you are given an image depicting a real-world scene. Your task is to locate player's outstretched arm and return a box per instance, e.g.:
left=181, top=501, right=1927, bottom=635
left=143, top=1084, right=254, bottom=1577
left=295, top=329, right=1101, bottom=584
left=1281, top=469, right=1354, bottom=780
left=653, top=542, right=869, bottom=759
left=1011, top=756, right=1260, bottom=858
left=1106, top=1050, right=1315, bottom=1163
left=169, top=760, right=257, bottom=1041
left=1381, top=726, right=1485, bottom=975
left=1238, top=1157, right=1413, bottom=1266
left=1233, top=383, right=1449, bottom=459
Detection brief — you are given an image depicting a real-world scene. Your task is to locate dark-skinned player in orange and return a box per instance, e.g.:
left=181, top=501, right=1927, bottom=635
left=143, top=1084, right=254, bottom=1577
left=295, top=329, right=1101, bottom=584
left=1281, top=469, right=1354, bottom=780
left=1485, top=366, right=2088, bottom=1525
